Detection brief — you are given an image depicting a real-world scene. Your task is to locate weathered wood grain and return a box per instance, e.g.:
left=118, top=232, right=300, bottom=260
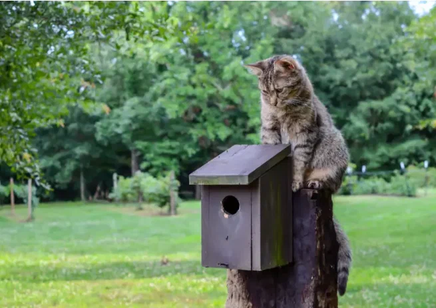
left=189, top=144, right=291, bottom=185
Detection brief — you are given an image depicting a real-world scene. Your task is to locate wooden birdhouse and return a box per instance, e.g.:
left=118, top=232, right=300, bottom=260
left=189, top=144, right=293, bottom=271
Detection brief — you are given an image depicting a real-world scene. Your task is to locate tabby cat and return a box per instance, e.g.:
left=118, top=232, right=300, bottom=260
left=246, top=55, right=352, bottom=295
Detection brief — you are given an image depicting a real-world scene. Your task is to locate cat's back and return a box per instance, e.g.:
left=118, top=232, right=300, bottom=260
left=313, top=96, right=334, bottom=128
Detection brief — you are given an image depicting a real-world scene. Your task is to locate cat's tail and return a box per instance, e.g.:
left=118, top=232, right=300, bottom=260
left=333, top=217, right=352, bottom=296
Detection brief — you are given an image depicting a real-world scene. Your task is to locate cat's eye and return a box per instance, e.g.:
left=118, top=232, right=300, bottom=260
left=261, top=90, right=268, bottom=95
left=276, top=88, right=285, bottom=93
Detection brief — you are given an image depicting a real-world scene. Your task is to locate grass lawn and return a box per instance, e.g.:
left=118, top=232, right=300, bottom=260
left=1, top=191, right=435, bottom=308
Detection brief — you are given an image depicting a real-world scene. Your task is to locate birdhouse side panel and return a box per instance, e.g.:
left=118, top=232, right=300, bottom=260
left=252, top=157, right=293, bottom=271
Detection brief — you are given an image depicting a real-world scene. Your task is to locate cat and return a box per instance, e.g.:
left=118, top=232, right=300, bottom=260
left=246, top=55, right=352, bottom=296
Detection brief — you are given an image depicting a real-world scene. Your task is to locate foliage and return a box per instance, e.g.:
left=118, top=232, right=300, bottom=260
left=406, top=165, right=436, bottom=188
left=2, top=195, right=436, bottom=306
left=110, top=171, right=180, bottom=209
left=2, top=2, right=436, bottom=200
left=0, top=183, right=7, bottom=204
left=109, top=176, right=134, bottom=203
left=33, top=105, right=120, bottom=200
left=0, top=182, right=39, bottom=209
left=0, top=1, right=177, bottom=181
left=339, top=173, right=417, bottom=197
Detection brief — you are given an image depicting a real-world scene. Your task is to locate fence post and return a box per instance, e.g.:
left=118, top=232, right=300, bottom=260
left=424, top=161, right=429, bottom=196
left=170, top=171, right=177, bottom=216
left=26, top=178, right=34, bottom=222
left=226, top=190, right=339, bottom=308
left=400, top=162, right=412, bottom=197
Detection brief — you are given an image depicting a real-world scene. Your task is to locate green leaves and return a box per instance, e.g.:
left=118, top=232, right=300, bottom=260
left=110, top=171, right=180, bottom=209
left=4, top=1, right=436, bottom=196
left=0, top=2, right=175, bottom=183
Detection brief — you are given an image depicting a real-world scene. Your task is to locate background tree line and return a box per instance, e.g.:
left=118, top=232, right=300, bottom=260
left=1, top=1, right=436, bottom=202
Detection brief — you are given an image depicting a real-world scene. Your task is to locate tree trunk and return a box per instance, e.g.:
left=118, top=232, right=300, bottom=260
left=10, top=178, right=15, bottom=216
left=226, top=189, right=339, bottom=308
left=131, top=148, right=139, bottom=176
left=26, top=179, right=34, bottom=222
left=169, top=171, right=177, bottom=216
left=80, top=167, right=86, bottom=202
left=137, top=189, right=143, bottom=210
left=93, top=184, right=101, bottom=200
left=113, top=173, right=118, bottom=190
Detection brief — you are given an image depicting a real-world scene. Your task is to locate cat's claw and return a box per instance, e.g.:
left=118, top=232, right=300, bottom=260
left=292, top=180, right=303, bottom=192
left=307, top=180, right=322, bottom=189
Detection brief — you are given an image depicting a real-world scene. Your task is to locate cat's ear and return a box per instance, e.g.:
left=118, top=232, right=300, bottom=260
left=274, top=58, right=296, bottom=74
left=244, top=61, right=266, bottom=77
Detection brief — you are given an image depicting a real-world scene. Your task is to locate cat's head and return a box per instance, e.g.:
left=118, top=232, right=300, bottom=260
left=245, top=55, right=311, bottom=108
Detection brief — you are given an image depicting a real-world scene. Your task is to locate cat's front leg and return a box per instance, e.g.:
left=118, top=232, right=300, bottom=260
left=261, top=125, right=281, bottom=144
left=260, top=101, right=281, bottom=144
left=292, top=135, right=315, bottom=192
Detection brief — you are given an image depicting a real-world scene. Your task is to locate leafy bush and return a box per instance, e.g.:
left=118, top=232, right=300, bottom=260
left=406, top=165, right=436, bottom=188
left=110, top=176, right=135, bottom=202
left=339, top=173, right=416, bottom=197
left=351, top=177, right=390, bottom=196
left=110, top=171, right=180, bottom=209
left=14, top=183, right=40, bottom=207
left=389, top=173, right=416, bottom=197
left=0, top=182, right=39, bottom=207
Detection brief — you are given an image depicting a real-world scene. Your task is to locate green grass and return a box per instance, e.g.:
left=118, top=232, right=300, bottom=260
left=1, top=192, right=435, bottom=308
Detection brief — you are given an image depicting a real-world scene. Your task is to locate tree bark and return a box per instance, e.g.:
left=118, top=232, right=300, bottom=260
left=226, top=189, right=339, bottom=308
left=131, top=148, right=139, bottom=176
left=10, top=178, right=15, bottom=216
left=80, top=167, right=86, bottom=202
left=113, top=173, right=118, bottom=191
left=26, top=179, right=34, bottom=222
left=93, top=184, right=101, bottom=200
left=169, top=171, right=177, bottom=216
left=137, top=188, right=143, bottom=210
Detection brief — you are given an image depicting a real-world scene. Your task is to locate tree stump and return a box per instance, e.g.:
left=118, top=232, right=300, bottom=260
left=226, top=189, right=338, bottom=308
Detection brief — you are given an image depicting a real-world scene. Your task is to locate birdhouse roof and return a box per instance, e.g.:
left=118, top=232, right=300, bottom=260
left=189, top=144, right=291, bottom=185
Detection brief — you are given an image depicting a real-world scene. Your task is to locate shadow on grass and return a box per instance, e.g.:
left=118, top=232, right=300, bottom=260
left=2, top=259, right=224, bottom=283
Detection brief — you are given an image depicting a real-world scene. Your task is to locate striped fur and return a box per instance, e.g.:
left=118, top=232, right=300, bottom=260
left=246, top=55, right=352, bottom=295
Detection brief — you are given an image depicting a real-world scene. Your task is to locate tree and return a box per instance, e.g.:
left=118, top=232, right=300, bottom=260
left=144, top=1, right=275, bottom=181
left=33, top=105, right=115, bottom=200
left=5, top=1, right=436, bottom=201
left=0, top=1, right=177, bottom=183
left=267, top=2, right=432, bottom=170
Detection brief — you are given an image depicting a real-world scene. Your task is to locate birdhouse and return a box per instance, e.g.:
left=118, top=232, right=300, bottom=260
left=189, top=144, right=293, bottom=271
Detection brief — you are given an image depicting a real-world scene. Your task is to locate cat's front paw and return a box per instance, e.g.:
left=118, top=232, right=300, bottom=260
left=292, top=180, right=303, bottom=192
left=306, top=180, right=323, bottom=189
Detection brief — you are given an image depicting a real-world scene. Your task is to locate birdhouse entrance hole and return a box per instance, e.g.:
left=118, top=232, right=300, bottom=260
left=222, top=195, right=239, bottom=215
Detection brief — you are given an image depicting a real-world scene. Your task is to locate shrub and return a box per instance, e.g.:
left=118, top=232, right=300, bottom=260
left=0, top=182, right=39, bottom=207
left=338, top=176, right=357, bottom=195
left=406, top=165, right=436, bottom=188
left=339, top=173, right=416, bottom=197
left=109, top=176, right=135, bottom=202
left=352, top=177, right=390, bottom=195
left=389, top=173, right=416, bottom=197
left=110, top=171, right=180, bottom=209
